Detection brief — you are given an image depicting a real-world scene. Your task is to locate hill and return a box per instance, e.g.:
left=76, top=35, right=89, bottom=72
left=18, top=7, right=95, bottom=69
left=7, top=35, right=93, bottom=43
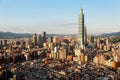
left=0, top=32, right=32, bottom=39
left=100, top=32, right=120, bottom=37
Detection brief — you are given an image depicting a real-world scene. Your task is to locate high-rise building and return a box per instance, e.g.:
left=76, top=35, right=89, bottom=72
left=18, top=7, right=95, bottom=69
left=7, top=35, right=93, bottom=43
left=37, top=35, right=43, bottom=47
left=32, top=33, right=37, bottom=46
left=78, top=8, right=85, bottom=48
left=41, top=32, right=46, bottom=43
left=84, top=27, right=87, bottom=44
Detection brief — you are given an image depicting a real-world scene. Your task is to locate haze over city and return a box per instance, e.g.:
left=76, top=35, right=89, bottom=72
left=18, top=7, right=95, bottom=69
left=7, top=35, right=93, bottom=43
left=0, top=0, right=120, bottom=34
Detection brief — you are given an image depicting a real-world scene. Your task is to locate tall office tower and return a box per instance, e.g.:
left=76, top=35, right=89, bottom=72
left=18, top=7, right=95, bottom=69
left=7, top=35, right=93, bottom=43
left=84, top=27, right=87, bottom=44
left=78, top=8, right=85, bottom=48
left=37, top=35, right=43, bottom=47
left=41, top=32, right=46, bottom=43
left=32, top=33, right=37, bottom=46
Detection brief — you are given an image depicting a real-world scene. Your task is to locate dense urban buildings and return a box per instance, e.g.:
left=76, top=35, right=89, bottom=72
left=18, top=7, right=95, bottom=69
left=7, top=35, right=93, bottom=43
left=0, top=8, right=120, bottom=80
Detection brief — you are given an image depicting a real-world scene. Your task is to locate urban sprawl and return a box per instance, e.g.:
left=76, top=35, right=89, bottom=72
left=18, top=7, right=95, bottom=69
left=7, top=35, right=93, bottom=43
left=0, top=9, right=120, bottom=80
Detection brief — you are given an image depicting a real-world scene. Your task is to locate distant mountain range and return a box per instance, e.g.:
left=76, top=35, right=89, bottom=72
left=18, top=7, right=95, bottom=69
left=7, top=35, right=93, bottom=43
left=0, top=32, right=76, bottom=39
left=0, top=32, right=32, bottom=39
left=100, top=32, right=120, bottom=37
left=0, top=31, right=119, bottom=39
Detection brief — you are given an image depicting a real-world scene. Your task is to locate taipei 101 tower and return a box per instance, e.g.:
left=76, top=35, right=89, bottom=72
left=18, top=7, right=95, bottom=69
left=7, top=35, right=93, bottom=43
left=78, top=8, right=86, bottom=48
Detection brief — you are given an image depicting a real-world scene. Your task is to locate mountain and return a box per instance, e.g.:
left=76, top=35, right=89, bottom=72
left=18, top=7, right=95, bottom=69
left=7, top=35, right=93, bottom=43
left=0, top=31, right=119, bottom=39
left=100, top=32, right=120, bottom=37
left=0, top=32, right=32, bottom=39
left=0, top=32, right=76, bottom=39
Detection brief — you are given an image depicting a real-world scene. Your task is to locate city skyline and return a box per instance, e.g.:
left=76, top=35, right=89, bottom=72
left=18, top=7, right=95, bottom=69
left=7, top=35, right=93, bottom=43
left=0, top=0, right=120, bottom=34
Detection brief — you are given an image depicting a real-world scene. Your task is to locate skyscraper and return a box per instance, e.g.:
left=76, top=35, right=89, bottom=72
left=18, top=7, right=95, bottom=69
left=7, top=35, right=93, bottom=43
left=37, top=35, right=43, bottom=47
left=84, top=26, right=87, bottom=44
left=78, top=8, right=85, bottom=48
left=32, top=33, right=37, bottom=46
left=41, top=31, right=46, bottom=43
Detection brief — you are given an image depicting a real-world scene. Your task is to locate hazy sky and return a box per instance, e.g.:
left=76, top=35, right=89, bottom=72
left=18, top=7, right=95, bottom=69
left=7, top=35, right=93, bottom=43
left=0, top=0, right=120, bottom=34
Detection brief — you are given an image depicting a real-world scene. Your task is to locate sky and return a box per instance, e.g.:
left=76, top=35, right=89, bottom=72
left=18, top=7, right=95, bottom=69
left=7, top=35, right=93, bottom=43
left=0, top=0, right=120, bottom=34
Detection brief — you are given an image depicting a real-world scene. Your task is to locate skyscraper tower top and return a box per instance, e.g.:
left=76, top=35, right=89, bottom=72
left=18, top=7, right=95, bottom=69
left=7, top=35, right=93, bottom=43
left=80, top=8, right=83, bottom=14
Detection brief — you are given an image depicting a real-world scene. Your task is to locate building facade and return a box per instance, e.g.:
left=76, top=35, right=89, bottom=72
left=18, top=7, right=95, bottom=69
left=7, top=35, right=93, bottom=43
left=32, top=33, right=37, bottom=46
left=78, top=8, right=85, bottom=48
